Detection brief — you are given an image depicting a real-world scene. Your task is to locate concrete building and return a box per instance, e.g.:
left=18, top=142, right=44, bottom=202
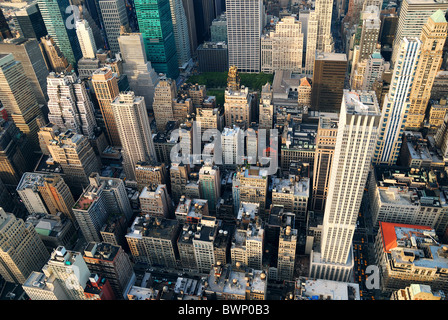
left=199, top=165, right=221, bottom=214
left=76, top=19, right=97, bottom=59
left=39, top=35, right=72, bottom=73
left=0, top=208, right=50, bottom=284
left=169, top=0, right=191, bottom=68
left=0, top=38, right=49, bottom=105
left=234, top=167, right=269, bottom=219
left=0, top=53, right=44, bottom=151
left=140, top=184, right=173, bottom=218
left=13, top=2, right=47, bottom=41
left=170, top=163, right=191, bottom=204
left=272, top=175, right=310, bottom=223
left=118, top=31, right=159, bottom=111
left=261, top=15, right=304, bottom=74
left=259, top=83, right=274, bottom=131
left=99, top=0, right=129, bottom=54
left=197, top=41, right=229, bottom=73
left=83, top=242, right=136, bottom=299
left=111, top=92, right=157, bottom=181
left=310, top=90, right=381, bottom=282
left=46, top=72, right=97, bottom=138
left=175, top=196, right=209, bottom=223
left=153, top=77, right=177, bottom=132
left=22, top=271, right=69, bottom=300
left=407, top=10, right=448, bottom=129
left=91, top=67, right=121, bottom=147
left=134, top=161, right=167, bottom=192
left=375, top=222, right=448, bottom=292
left=390, top=284, right=445, bottom=300
left=126, top=216, right=180, bottom=268
left=277, top=224, right=298, bottom=281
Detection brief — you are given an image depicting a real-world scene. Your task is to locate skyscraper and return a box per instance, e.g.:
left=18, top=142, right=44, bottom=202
left=199, top=165, right=221, bottom=213
left=260, top=15, right=304, bottom=74
left=390, top=0, right=448, bottom=65
left=0, top=208, right=50, bottom=284
left=99, top=0, right=130, bottom=54
left=0, top=38, right=50, bottom=105
left=310, top=52, right=347, bottom=113
left=0, top=54, right=45, bottom=151
left=37, top=0, right=82, bottom=67
left=358, top=6, right=381, bottom=61
left=315, top=0, right=333, bottom=52
left=310, top=90, right=381, bottom=282
left=76, top=19, right=98, bottom=59
left=226, top=0, right=263, bottom=73
left=118, top=31, right=159, bottom=111
left=152, top=76, right=177, bottom=132
left=0, top=8, right=12, bottom=41
left=311, top=115, right=338, bottom=213
left=407, top=10, right=448, bottom=129
left=134, top=0, right=179, bottom=79
left=373, top=38, right=421, bottom=166
left=47, top=72, right=97, bottom=137
left=91, top=67, right=121, bottom=147
left=169, top=0, right=192, bottom=67
left=304, top=11, right=318, bottom=75
left=40, top=35, right=73, bottom=73
left=13, top=2, right=48, bottom=40
left=111, top=92, right=157, bottom=181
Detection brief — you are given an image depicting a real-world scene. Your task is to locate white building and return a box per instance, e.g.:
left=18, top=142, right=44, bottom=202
left=373, top=37, right=421, bottom=166
left=310, top=90, right=381, bottom=282
left=75, top=19, right=97, bottom=59
left=111, top=92, right=157, bottom=181
left=226, top=0, right=263, bottom=73
left=169, top=0, right=191, bottom=68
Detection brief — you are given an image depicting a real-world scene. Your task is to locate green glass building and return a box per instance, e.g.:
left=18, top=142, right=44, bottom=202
left=134, top=0, right=179, bottom=79
left=37, top=0, right=82, bottom=67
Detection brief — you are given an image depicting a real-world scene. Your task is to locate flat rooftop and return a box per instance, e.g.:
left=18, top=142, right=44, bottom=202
left=343, top=90, right=380, bottom=116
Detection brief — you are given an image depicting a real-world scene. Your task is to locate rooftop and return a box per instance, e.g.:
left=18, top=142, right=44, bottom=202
left=343, top=90, right=380, bottom=116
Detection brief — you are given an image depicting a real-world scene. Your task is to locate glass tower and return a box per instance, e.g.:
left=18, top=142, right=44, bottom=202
left=134, top=0, right=179, bottom=79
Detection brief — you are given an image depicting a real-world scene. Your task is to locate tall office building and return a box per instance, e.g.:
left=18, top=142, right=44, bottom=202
left=134, top=0, right=179, bottom=79
left=91, top=67, right=121, bottom=147
left=261, top=15, right=304, bottom=74
left=37, top=0, right=82, bottom=67
left=315, top=0, right=333, bottom=52
left=236, top=166, right=269, bottom=219
left=272, top=175, right=310, bottom=223
left=226, top=0, right=263, bottom=73
left=134, top=161, right=167, bottom=192
left=118, top=31, right=159, bottom=111
left=43, top=246, right=91, bottom=300
left=140, top=184, right=173, bottom=218
left=407, top=10, right=448, bottom=129
left=13, top=2, right=47, bottom=41
left=76, top=19, right=98, bottom=59
left=199, top=165, right=221, bottom=213
left=192, top=216, right=219, bottom=273
left=0, top=120, right=34, bottom=187
left=358, top=6, right=381, bottom=62
left=311, top=115, right=338, bottom=213
left=310, top=52, right=347, bottom=113
left=0, top=8, right=12, bottom=41
left=181, top=0, right=198, bottom=56
left=40, top=36, right=73, bottom=73
left=304, top=11, right=318, bottom=75
left=310, top=90, right=381, bottom=282
left=0, top=54, right=44, bottom=151
left=0, top=38, right=49, bottom=105
left=170, top=163, right=190, bottom=203
left=373, top=38, right=421, bottom=166
left=169, top=0, right=192, bottom=67
left=42, top=128, right=101, bottom=196
left=99, top=0, right=130, bottom=54
left=22, top=271, right=70, bottom=300
left=47, top=72, right=97, bottom=138
left=0, top=208, right=50, bottom=284
left=390, top=0, right=448, bottom=65
left=111, top=92, right=157, bottom=181
left=153, top=76, right=177, bottom=132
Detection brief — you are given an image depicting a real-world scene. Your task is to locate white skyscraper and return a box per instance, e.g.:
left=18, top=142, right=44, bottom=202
left=305, top=11, right=318, bottom=75
left=118, top=32, right=160, bottom=111
left=46, top=72, right=97, bottom=137
left=99, top=0, right=129, bottom=54
left=390, top=0, right=448, bottom=65
left=111, top=92, right=157, bottom=181
left=169, top=0, right=191, bottom=68
left=226, top=0, right=263, bottom=73
left=373, top=37, right=421, bottom=166
left=310, top=90, right=381, bottom=282
left=315, top=0, right=334, bottom=52
left=75, top=19, right=97, bottom=59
